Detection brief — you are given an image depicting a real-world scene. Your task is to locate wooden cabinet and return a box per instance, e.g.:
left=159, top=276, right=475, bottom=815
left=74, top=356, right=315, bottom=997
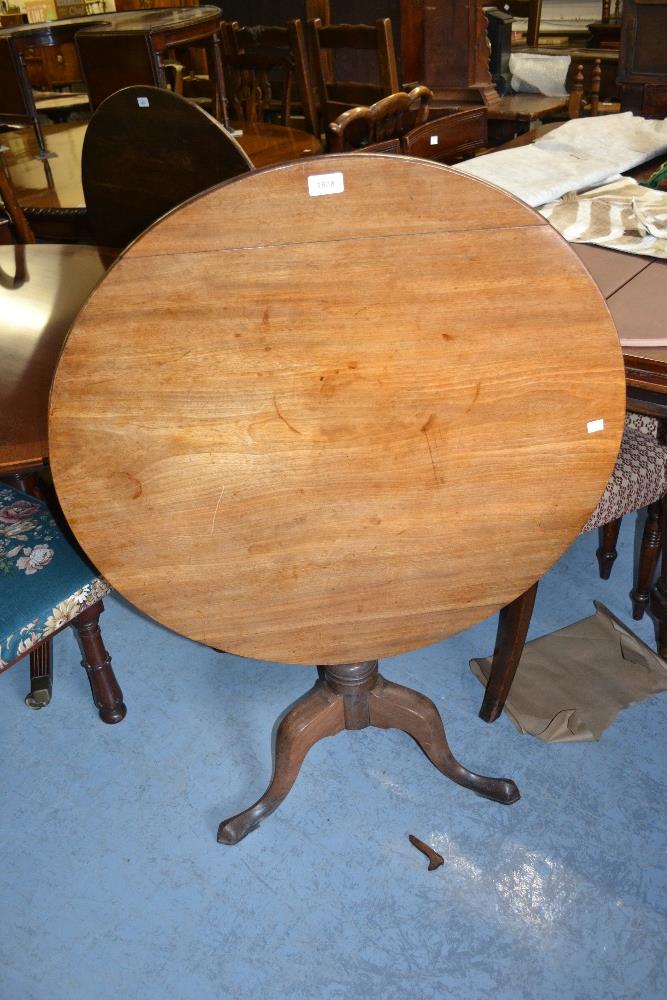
left=23, top=41, right=82, bottom=89
left=619, top=0, right=667, bottom=117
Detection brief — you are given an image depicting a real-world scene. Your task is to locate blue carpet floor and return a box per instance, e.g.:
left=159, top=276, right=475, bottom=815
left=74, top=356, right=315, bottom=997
left=1, top=516, right=665, bottom=1000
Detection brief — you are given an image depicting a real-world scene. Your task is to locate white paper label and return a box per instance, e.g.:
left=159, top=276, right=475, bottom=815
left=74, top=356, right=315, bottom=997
left=430, top=135, right=438, bottom=145
left=137, top=96, right=150, bottom=108
left=307, top=172, right=345, bottom=197
left=587, top=418, right=605, bottom=433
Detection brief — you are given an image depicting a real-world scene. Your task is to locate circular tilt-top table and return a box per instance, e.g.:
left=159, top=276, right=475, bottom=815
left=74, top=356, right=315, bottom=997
left=49, top=155, right=626, bottom=844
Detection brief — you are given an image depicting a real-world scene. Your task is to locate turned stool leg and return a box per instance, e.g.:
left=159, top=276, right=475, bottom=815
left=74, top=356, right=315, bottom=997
left=596, top=518, right=622, bottom=579
left=651, top=498, right=667, bottom=657
left=71, top=601, right=126, bottom=724
left=632, top=500, right=662, bottom=620
left=25, top=639, right=53, bottom=710
left=217, top=660, right=518, bottom=846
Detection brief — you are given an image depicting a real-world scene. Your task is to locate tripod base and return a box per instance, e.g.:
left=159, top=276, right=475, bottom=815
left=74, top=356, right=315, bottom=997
left=217, top=661, right=519, bottom=845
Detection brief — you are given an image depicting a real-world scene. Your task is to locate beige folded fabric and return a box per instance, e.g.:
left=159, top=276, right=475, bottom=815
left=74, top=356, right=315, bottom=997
left=453, top=113, right=667, bottom=207
left=540, top=177, right=667, bottom=259
left=470, top=602, right=667, bottom=742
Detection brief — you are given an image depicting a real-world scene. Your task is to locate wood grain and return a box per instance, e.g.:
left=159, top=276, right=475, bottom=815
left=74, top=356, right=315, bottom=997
left=49, top=154, right=626, bottom=664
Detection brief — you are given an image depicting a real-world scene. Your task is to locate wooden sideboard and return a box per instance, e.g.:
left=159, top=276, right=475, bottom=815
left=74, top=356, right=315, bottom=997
left=619, top=0, right=667, bottom=117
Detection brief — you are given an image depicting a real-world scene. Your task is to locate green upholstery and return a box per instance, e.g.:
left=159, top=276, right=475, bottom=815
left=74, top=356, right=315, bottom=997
left=0, top=484, right=109, bottom=669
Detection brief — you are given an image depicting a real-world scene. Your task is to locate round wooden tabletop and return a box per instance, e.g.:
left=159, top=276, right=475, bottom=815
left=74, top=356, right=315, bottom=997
left=49, top=155, right=626, bottom=665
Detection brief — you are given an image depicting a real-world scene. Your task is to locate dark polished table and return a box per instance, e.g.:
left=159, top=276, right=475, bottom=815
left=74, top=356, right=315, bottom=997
left=0, top=243, right=117, bottom=477
left=74, top=7, right=227, bottom=122
left=0, top=7, right=227, bottom=158
left=0, top=118, right=322, bottom=242
left=2, top=119, right=321, bottom=210
left=0, top=16, right=102, bottom=158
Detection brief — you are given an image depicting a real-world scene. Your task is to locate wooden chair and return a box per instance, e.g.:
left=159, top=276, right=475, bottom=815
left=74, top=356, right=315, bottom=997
left=500, top=0, right=543, bottom=47
left=0, top=481, right=125, bottom=722
left=0, top=163, right=35, bottom=245
left=220, top=20, right=318, bottom=136
left=402, top=107, right=488, bottom=164
left=307, top=17, right=400, bottom=128
left=478, top=415, right=667, bottom=723
left=328, top=85, right=431, bottom=153
left=81, top=85, right=253, bottom=249
left=568, top=60, right=602, bottom=118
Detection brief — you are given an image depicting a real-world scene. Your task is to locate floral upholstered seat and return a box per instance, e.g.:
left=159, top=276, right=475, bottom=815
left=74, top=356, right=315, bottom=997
left=0, top=483, right=125, bottom=723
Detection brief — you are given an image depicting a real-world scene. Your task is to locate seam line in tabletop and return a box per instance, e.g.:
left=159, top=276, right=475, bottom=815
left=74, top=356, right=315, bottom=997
left=126, top=221, right=549, bottom=260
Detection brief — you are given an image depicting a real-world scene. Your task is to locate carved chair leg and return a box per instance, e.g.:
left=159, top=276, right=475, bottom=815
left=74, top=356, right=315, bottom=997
left=0, top=470, right=47, bottom=500
left=25, top=639, right=53, bottom=710
left=71, top=601, right=126, bottom=724
left=631, top=500, right=662, bottom=620
left=218, top=660, right=519, bottom=846
left=479, top=581, right=539, bottom=723
left=369, top=676, right=519, bottom=804
left=596, top=517, right=622, bottom=579
left=217, top=679, right=345, bottom=845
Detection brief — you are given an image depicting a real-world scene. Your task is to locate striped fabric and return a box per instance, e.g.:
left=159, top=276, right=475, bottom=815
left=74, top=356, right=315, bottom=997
left=540, top=178, right=667, bottom=258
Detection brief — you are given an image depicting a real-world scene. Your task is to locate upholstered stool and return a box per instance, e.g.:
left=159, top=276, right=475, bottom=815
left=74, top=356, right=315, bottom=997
left=587, top=417, right=665, bottom=611
left=0, top=484, right=125, bottom=723
left=478, top=416, right=667, bottom=723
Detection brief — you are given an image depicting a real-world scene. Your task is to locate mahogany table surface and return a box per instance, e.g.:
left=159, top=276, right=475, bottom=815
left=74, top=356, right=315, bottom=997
left=0, top=242, right=117, bottom=475
left=49, top=154, right=626, bottom=665
left=1, top=120, right=322, bottom=210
